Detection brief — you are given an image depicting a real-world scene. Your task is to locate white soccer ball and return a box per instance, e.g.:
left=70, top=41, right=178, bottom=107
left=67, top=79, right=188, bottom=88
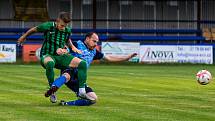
left=35, top=47, right=41, bottom=60
left=196, top=70, right=212, bottom=85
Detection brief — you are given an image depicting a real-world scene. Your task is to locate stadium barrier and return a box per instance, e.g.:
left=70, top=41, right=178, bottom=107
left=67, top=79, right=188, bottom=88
left=0, top=28, right=202, bottom=34
left=1, top=28, right=212, bottom=63
left=0, top=35, right=205, bottom=41
left=0, top=28, right=205, bottom=42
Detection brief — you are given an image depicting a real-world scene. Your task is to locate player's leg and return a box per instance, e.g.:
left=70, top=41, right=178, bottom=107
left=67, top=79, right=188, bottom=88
left=45, top=72, right=71, bottom=97
left=41, top=55, right=58, bottom=103
left=86, top=92, right=97, bottom=100
left=54, top=55, right=88, bottom=99
left=41, top=55, right=56, bottom=87
left=45, top=54, right=74, bottom=103
left=69, top=57, right=88, bottom=98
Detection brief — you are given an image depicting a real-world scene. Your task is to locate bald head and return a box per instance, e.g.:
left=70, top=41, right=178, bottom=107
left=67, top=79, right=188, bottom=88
left=84, top=32, right=99, bottom=50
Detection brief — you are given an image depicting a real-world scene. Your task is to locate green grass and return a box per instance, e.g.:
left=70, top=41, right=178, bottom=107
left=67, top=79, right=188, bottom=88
left=0, top=64, right=215, bottom=121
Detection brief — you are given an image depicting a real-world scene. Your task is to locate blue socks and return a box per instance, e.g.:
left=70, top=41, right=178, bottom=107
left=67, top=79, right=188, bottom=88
left=66, top=99, right=95, bottom=106
left=52, top=76, right=67, bottom=88
left=52, top=75, right=96, bottom=106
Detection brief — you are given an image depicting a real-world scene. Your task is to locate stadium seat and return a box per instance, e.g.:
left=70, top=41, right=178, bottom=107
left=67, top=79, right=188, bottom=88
left=211, top=28, right=215, bottom=40
left=202, top=28, right=212, bottom=41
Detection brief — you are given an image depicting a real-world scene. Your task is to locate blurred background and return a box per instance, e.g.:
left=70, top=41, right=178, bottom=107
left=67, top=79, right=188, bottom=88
left=0, top=0, right=215, bottom=64
left=1, top=0, right=215, bottom=29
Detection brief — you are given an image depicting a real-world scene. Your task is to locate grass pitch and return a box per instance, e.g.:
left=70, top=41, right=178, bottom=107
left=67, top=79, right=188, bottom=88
left=0, top=63, right=215, bottom=121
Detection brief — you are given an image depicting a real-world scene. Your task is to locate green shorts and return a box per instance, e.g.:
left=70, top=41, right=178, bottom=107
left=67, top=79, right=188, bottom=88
left=40, top=54, right=75, bottom=69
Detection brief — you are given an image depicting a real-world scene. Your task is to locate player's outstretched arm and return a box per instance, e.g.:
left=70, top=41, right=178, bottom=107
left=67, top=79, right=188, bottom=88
left=68, top=39, right=82, bottom=54
left=104, top=53, right=137, bottom=62
left=17, top=27, right=37, bottom=45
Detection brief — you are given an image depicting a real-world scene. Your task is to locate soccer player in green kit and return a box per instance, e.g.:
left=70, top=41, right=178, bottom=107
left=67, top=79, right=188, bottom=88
left=17, top=12, right=90, bottom=102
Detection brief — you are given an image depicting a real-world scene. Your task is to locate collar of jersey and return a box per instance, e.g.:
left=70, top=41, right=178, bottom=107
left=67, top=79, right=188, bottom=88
left=54, top=22, right=66, bottom=31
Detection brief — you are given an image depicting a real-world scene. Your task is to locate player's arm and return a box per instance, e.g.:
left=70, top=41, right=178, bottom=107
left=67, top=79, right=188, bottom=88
left=17, top=22, right=51, bottom=45
left=17, top=27, right=37, bottom=45
left=93, top=49, right=137, bottom=62
left=103, top=53, right=137, bottom=62
left=68, top=39, right=82, bottom=54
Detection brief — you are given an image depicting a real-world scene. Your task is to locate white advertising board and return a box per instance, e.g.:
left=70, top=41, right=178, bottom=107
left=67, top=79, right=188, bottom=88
left=102, top=42, right=140, bottom=62
left=0, top=44, right=16, bottom=62
left=140, top=45, right=213, bottom=64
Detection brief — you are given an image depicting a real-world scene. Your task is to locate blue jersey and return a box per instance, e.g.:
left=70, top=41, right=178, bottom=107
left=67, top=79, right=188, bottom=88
left=71, top=40, right=104, bottom=68
left=62, top=40, right=104, bottom=87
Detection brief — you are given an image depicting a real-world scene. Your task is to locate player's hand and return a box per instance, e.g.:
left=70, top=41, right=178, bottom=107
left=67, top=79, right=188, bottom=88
left=56, top=48, right=68, bottom=55
left=17, top=36, right=25, bottom=46
left=128, top=53, right=138, bottom=59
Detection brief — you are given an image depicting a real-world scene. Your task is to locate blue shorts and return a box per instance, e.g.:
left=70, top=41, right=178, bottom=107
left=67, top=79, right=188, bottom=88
left=61, top=68, right=94, bottom=94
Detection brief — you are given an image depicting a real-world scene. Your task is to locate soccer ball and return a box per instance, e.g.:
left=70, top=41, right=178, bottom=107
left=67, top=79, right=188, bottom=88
left=35, top=47, right=41, bottom=60
left=196, top=70, right=212, bottom=85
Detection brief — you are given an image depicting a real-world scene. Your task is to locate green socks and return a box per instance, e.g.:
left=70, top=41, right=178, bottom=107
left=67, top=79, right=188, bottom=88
left=77, top=61, right=87, bottom=88
left=45, top=61, right=55, bottom=86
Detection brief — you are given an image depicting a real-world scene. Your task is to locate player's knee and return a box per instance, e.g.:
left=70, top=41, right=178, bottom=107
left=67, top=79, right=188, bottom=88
left=92, top=94, right=98, bottom=101
left=78, top=61, right=87, bottom=70
left=87, top=92, right=98, bottom=104
left=45, top=61, right=55, bottom=70
left=62, top=72, right=70, bottom=82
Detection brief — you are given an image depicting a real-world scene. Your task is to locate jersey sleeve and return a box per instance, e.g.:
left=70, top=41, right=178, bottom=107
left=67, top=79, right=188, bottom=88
left=93, top=50, right=104, bottom=60
left=36, top=22, right=53, bottom=32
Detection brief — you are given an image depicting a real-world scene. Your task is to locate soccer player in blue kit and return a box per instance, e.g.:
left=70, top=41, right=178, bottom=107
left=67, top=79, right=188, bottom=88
left=45, top=32, right=137, bottom=106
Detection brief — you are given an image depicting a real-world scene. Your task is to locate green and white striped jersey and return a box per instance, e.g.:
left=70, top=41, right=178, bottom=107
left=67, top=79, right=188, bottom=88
left=36, top=22, right=71, bottom=57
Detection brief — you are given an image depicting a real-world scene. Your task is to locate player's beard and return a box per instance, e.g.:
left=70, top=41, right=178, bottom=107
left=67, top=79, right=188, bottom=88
left=89, top=45, right=96, bottom=50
